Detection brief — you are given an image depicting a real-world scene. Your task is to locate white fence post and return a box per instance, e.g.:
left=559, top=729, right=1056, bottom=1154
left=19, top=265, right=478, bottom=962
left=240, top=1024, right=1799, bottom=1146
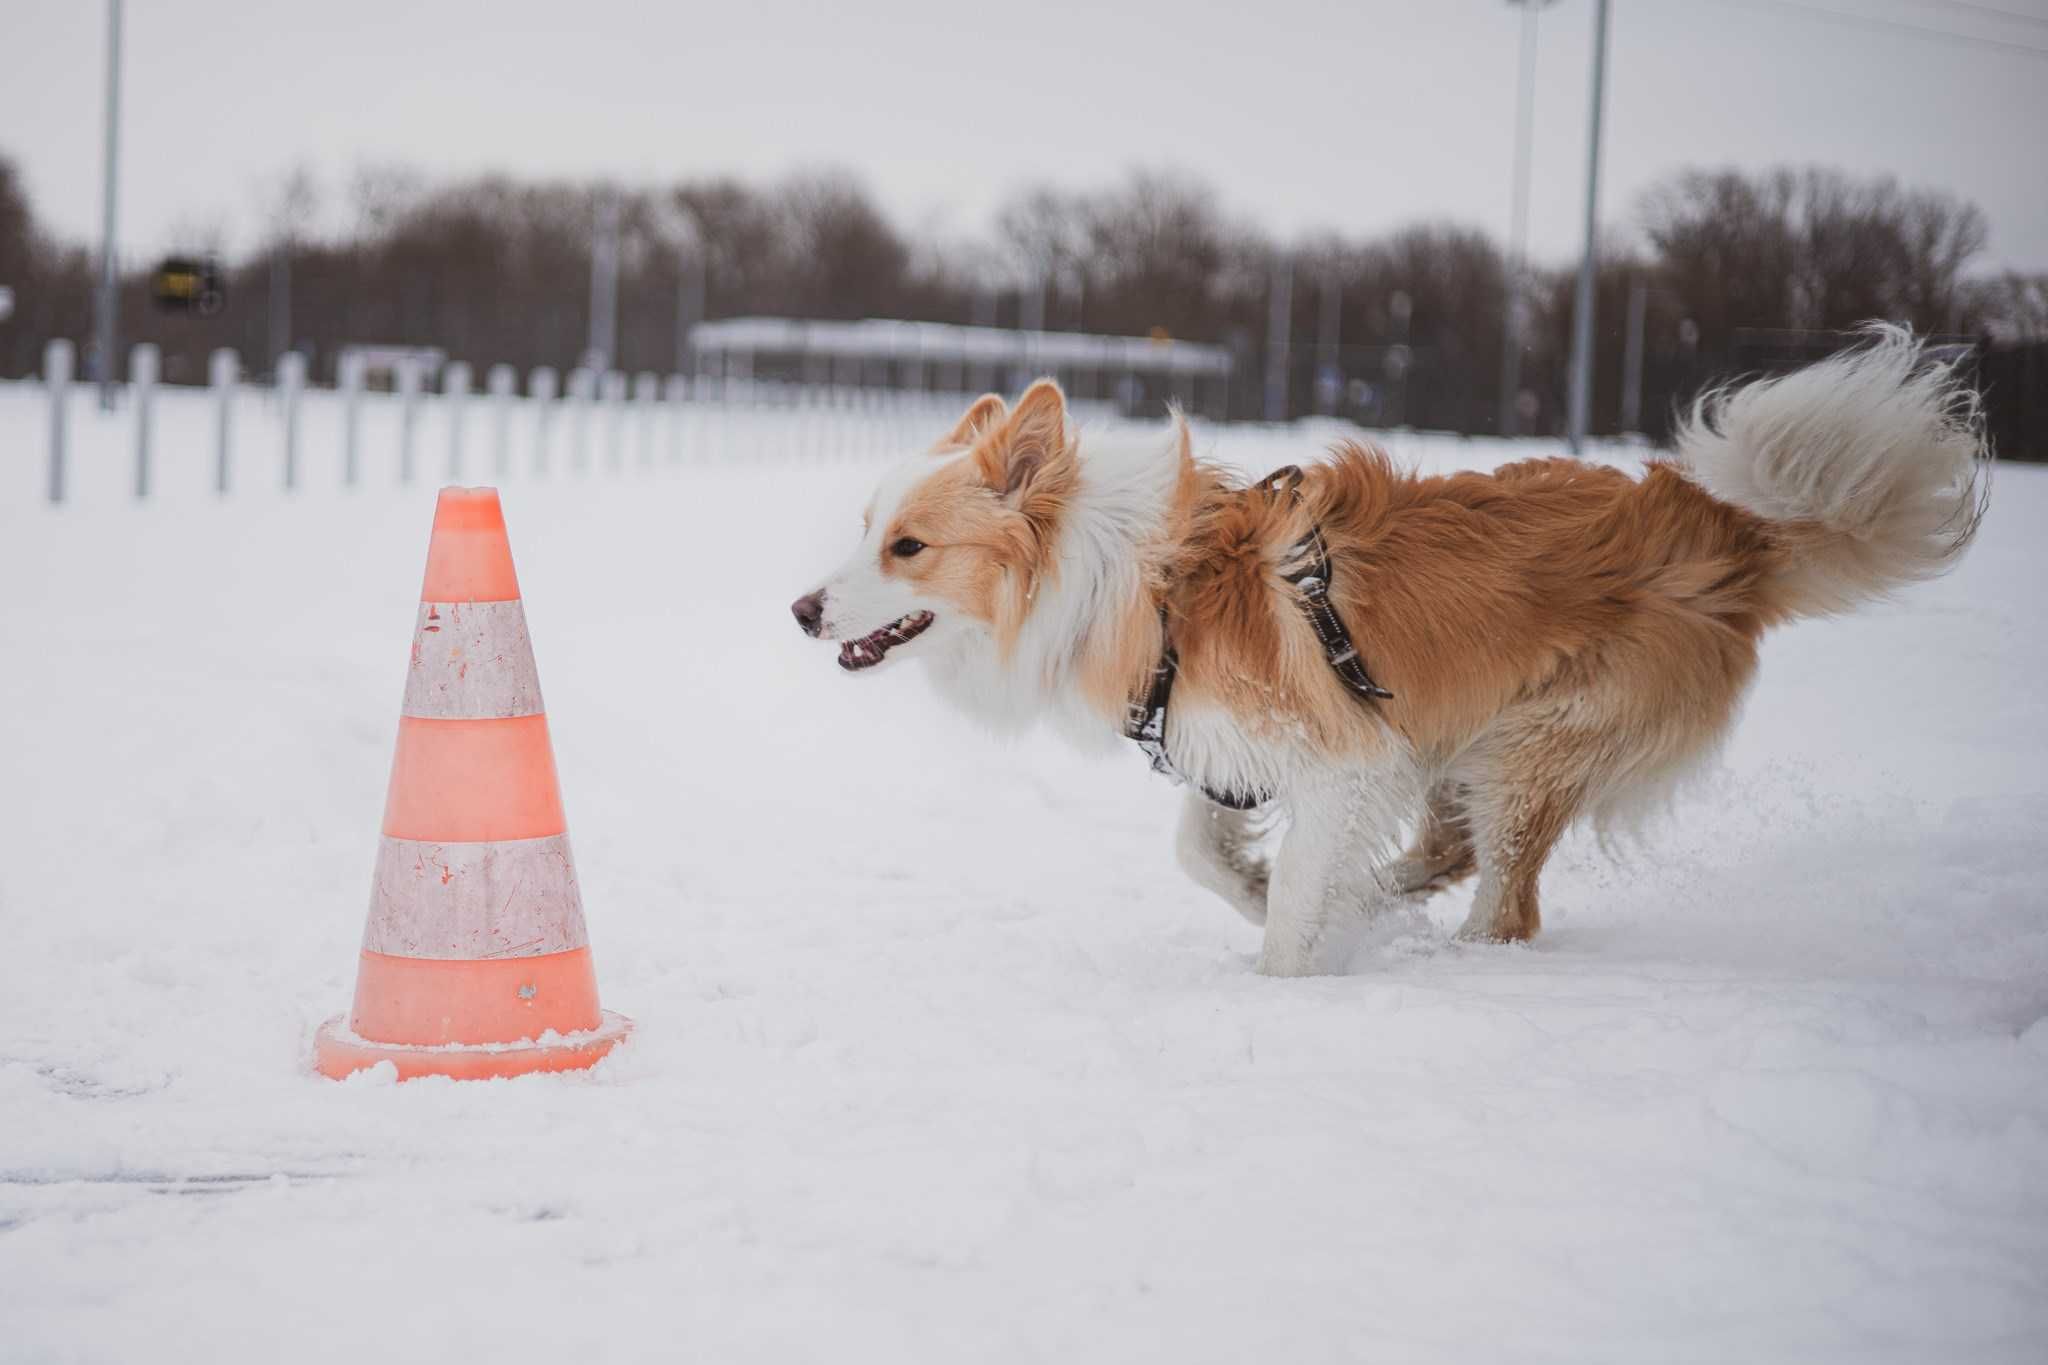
left=45, top=338, right=74, bottom=504
left=487, top=363, right=515, bottom=477
left=602, top=369, right=628, bottom=470
left=663, top=373, right=687, bottom=463
left=339, top=349, right=364, bottom=487
left=397, top=355, right=422, bottom=484
left=530, top=366, right=558, bottom=475
left=443, top=360, right=472, bottom=482
left=210, top=347, right=238, bottom=496
left=567, top=366, right=595, bottom=472
left=633, top=371, right=658, bottom=467
left=131, top=342, right=158, bottom=500
left=279, top=350, right=306, bottom=491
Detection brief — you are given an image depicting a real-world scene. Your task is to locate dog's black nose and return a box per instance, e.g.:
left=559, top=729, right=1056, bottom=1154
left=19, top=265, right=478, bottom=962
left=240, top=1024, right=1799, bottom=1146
left=791, top=590, right=826, bottom=637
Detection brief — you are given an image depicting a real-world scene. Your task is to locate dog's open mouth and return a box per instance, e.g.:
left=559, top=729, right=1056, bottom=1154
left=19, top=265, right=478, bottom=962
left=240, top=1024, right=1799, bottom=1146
left=837, top=611, right=935, bottom=671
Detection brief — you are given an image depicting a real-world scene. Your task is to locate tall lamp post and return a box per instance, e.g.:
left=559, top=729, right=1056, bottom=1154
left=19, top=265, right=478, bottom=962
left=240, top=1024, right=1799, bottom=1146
left=93, top=0, right=124, bottom=412
left=1499, top=0, right=1554, bottom=438
left=1566, top=0, right=1611, bottom=454
left=586, top=191, right=621, bottom=373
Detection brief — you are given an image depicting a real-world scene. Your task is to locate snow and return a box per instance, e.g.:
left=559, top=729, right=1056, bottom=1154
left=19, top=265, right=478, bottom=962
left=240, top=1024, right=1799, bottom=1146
left=2, top=382, right=2045, bottom=1362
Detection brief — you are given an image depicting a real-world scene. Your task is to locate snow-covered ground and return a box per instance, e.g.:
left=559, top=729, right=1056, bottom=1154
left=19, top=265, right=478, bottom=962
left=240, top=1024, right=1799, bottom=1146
left=3, top=383, right=2045, bottom=1363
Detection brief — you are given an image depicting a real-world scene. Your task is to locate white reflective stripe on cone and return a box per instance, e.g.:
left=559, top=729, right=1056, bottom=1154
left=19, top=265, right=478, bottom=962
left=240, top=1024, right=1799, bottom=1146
left=363, top=834, right=588, bottom=959
left=402, top=600, right=544, bottom=719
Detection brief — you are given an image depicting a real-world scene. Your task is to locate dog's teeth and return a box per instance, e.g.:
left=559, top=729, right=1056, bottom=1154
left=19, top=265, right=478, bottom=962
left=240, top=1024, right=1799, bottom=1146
left=832, top=612, right=934, bottom=673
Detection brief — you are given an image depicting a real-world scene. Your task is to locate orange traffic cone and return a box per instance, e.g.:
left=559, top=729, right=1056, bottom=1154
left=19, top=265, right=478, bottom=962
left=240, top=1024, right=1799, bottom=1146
left=314, top=487, right=631, bottom=1080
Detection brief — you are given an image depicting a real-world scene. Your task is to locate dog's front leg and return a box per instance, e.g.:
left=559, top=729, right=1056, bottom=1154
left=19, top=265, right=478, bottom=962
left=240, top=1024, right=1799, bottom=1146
left=1258, top=768, right=1411, bottom=977
left=1174, top=791, right=1271, bottom=927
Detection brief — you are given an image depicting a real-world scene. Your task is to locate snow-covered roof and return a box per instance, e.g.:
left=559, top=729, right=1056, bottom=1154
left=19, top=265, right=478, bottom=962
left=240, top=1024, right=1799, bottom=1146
left=690, top=317, right=1234, bottom=377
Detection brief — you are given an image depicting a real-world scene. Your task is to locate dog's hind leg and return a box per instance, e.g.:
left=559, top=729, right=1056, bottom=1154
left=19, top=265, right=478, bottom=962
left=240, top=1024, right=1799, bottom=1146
left=1388, top=781, right=1475, bottom=897
left=1455, top=753, right=1585, bottom=945
left=1174, top=792, right=1271, bottom=927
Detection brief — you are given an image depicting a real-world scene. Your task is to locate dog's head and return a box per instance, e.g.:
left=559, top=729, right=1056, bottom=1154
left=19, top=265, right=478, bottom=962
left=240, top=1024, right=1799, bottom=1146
left=791, top=380, right=1076, bottom=674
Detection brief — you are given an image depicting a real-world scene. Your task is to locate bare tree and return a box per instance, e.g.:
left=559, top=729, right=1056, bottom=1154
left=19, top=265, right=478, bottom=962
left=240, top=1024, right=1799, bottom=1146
left=1968, top=272, right=2048, bottom=343
left=1642, top=165, right=1990, bottom=352
left=777, top=172, right=910, bottom=320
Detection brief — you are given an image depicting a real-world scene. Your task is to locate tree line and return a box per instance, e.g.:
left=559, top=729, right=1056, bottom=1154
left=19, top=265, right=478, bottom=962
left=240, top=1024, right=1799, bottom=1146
left=1, top=152, right=2041, bottom=439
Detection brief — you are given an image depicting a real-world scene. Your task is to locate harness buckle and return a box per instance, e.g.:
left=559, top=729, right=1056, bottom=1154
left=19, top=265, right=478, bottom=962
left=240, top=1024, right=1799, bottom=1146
left=1259, top=465, right=1306, bottom=499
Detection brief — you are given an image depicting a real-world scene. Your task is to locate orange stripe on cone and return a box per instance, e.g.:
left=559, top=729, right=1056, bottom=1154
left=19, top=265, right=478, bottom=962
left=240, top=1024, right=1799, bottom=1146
left=383, top=715, right=566, bottom=842
left=315, top=487, right=630, bottom=1082
left=421, top=487, right=521, bottom=602
left=348, top=947, right=602, bottom=1044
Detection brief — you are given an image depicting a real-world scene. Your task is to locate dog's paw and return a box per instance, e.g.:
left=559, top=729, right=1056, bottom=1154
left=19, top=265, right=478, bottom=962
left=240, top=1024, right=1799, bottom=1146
left=1254, top=941, right=1321, bottom=977
left=1389, top=852, right=1477, bottom=899
left=1452, top=915, right=1538, bottom=945
left=1395, top=870, right=1456, bottom=901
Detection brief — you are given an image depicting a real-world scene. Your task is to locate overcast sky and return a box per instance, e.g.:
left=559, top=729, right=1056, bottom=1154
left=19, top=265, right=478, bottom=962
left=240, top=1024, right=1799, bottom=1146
left=4, top=0, right=2045, bottom=272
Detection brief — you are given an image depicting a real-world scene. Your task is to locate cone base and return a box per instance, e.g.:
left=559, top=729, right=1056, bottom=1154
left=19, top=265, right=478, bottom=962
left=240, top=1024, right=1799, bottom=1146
left=312, top=1010, right=632, bottom=1082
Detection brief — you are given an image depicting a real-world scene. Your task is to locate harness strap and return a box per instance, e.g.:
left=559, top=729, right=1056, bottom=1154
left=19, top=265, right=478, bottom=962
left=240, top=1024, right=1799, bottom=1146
left=1123, top=611, right=1264, bottom=811
left=1123, top=465, right=1393, bottom=807
left=1280, top=522, right=1395, bottom=701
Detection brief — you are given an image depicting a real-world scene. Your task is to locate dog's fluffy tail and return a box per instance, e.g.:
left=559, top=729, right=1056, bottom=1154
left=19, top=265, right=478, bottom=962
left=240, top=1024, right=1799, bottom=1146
left=1676, top=324, right=1990, bottom=620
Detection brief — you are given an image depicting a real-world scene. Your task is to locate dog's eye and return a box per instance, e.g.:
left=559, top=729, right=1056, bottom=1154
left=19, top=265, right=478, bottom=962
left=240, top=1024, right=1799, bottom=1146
left=891, top=538, right=926, bottom=558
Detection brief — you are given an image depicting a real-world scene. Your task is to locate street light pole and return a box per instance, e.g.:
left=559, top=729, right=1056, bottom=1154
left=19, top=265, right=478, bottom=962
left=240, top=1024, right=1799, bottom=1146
left=587, top=191, right=620, bottom=373
left=1498, top=0, right=1551, bottom=439
left=675, top=250, right=706, bottom=378
left=93, top=0, right=124, bottom=412
left=1566, top=0, right=1611, bottom=454
left=1264, top=256, right=1293, bottom=423
left=1317, top=270, right=1342, bottom=415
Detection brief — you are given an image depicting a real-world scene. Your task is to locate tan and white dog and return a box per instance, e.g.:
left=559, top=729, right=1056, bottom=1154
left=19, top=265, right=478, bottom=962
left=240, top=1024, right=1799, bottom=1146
left=791, top=328, right=1987, bottom=975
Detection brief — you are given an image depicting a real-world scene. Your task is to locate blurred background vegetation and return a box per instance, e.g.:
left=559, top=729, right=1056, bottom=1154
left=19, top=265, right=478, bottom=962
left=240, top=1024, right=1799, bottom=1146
left=2, top=150, right=2042, bottom=444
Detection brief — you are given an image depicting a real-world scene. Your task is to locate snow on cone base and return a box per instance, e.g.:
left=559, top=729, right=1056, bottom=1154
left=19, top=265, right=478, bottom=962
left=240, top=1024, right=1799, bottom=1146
left=312, top=1011, right=633, bottom=1082
left=313, top=487, right=631, bottom=1082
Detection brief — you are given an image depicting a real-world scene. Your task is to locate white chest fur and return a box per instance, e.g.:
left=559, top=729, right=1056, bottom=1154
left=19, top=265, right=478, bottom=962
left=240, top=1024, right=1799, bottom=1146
left=1164, top=702, right=1309, bottom=803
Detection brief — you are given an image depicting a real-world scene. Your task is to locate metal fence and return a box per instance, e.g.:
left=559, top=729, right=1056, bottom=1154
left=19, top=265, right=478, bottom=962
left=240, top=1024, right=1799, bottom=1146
left=23, top=339, right=1150, bottom=506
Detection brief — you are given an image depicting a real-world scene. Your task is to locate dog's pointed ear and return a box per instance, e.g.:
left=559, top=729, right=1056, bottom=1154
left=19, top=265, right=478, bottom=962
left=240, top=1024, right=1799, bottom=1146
left=934, top=393, right=1008, bottom=452
left=976, top=379, right=1068, bottom=500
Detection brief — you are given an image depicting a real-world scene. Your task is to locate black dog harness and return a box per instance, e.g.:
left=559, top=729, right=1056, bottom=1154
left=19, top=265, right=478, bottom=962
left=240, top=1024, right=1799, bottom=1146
left=1123, top=466, right=1393, bottom=809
